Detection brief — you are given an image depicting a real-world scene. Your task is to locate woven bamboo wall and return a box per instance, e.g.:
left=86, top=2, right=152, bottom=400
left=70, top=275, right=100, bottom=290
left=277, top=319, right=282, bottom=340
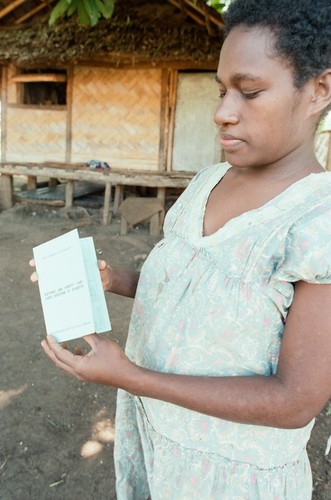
left=6, top=108, right=66, bottom=162
left=71, top=66, right=162, bottom=170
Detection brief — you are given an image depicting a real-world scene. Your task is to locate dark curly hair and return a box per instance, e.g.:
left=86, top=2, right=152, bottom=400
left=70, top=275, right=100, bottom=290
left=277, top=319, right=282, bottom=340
left=224, top=0, right=331, bottom=88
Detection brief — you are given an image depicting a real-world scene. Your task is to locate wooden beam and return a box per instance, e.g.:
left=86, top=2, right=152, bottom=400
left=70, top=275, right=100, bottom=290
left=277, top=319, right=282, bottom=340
left=0, top=164, right=194, bottom=188
left=11, top=74, right=67, bottom=83
left=166, top=70, right=178, bottom=172
left=0, top=67, right=13, bottom=210
left=158, top=69, right=171, bottom=172
left=15, top=3, right=49, bottom=24
left=168, top=0, right=223, bottom=27
left=0, top=0, right=27, bottom=21
left=65, top=65, right=73, bottom=163
left=168, top=0, right=204, bottom=26
left=190, top=0, right=223, bottom=25
left=77, top=58, right=218, bottom=71
left=1, top=66, right=7, bottom=162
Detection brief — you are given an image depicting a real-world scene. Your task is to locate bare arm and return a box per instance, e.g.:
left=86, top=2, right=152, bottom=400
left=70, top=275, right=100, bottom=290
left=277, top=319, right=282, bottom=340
left=98, top=260, right=140, bottom=298
left=129, top=281, right=331, bottom=428
left=41, top=281, right=331, bottom=429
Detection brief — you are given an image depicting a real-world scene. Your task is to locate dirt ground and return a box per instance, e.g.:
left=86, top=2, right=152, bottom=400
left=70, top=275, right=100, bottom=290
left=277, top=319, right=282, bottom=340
left=0, top=202, right=330, bottom=500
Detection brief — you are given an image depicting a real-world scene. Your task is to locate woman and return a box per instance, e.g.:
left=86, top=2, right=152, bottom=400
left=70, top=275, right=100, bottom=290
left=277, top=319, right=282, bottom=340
left=36, top=0, right=331, bottom=498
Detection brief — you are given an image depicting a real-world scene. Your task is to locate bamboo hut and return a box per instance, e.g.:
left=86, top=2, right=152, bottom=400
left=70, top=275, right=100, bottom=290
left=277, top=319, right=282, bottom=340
left=0, top=0, right=227, bottom=229
left=0, top=0, right=329, bottom=228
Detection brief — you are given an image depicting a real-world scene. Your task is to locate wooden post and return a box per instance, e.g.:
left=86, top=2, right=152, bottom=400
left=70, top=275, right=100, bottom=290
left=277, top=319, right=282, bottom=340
left=114, top=184, right=123, bottom=213
left=65, top=181, right=74, bottom=207
left=158, top=69, right=170, bottom=171
left=65, top=65, right=74, bottom=163
left=120, top=216, right=129, bottom=235
left=27, top=176, right=37, bottom=190
left=166, top=70, right=178, bottom=172
left=0, top=65, right=13, bottom=209
left=102, top=182, right=112, bottom=225
left=1, top=65, right=7, bottom=162
left=150, top=212, right=162, bottom=236
left=0, top=175, right=13, bottom=209
left=157, top=186, right=166, bottom=228
left=48, top=178, right=58, bottom=187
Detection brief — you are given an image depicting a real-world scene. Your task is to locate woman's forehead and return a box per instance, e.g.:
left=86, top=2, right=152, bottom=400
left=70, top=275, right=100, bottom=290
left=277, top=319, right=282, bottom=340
left=218, top=26, right=290, bottom=82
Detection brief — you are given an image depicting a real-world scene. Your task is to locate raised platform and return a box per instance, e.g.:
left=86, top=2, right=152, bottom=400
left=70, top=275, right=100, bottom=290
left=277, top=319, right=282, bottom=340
left=0, top=162, right=194, bottom=226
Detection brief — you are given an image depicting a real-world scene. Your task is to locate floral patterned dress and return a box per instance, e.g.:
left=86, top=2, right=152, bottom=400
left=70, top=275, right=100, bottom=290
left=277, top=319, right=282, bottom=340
left=114, top=163, right=331, bottom=500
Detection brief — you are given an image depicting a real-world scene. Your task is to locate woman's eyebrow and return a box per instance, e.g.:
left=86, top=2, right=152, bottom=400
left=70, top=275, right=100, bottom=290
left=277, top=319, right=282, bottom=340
left=215, top=73, right=263, bottom=84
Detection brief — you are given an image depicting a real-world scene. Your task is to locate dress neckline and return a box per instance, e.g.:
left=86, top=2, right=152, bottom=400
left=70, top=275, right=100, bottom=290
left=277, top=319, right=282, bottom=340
left=197, top=164, right=331, bottom=245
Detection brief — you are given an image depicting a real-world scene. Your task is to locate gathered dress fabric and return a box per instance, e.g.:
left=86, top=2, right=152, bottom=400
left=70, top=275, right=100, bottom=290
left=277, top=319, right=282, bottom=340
left=114, top=163, right=331, bottom=500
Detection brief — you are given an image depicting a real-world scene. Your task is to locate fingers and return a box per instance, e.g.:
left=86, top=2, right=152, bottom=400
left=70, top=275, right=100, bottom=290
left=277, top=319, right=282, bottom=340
left=41, top=336, right=79, bottom=377
left=30, top=271, right=38, bottom=283
left=98, top=259, right=107, bottom=271
left=29, top=259, right=38, bottom=283
left=82, top=333, right=99, bottom=350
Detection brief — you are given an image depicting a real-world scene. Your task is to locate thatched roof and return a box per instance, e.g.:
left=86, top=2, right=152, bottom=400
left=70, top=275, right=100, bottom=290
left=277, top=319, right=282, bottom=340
left=0, top=0, right=224, bottom=67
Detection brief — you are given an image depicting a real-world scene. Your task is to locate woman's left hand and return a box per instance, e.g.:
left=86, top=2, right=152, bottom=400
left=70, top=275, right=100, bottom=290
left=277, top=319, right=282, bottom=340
left=41, top=334, right=136, bottom=388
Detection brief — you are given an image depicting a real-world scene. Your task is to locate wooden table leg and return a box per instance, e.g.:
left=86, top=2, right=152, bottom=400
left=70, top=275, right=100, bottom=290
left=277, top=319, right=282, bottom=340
left=157, top=186, right=166, bottom=229
left=150, top=212, right=162, bottom=236
left=0, top=174, right=13, bottom=209
left=65, top=181, right=74, bottom=207
left=114, top=184, right=123, bottom=214
left=120, top=216, right=129, bottom=235
left=103, top=182, right=112, bottom=225
left=27, top=175, right=37, bottom=190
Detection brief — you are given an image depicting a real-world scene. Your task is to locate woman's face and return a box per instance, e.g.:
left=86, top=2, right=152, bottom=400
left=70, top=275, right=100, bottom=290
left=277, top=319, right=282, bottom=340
left=214, top=26, right=314, bottom=169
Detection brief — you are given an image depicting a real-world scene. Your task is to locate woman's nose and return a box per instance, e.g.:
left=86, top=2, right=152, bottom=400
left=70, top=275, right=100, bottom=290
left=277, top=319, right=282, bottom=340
left=214, top=95, right=239, bottom=126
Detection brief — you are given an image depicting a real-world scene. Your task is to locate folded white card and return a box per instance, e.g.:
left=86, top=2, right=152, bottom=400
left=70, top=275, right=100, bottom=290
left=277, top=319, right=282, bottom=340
left=33, top=229, right=111, bottom=342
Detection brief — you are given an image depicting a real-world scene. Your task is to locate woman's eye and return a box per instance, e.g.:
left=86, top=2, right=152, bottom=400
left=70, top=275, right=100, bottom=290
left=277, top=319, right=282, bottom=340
left=218, top=91, right=226, bottom=99
left=241, top=91, right=260, bottom=100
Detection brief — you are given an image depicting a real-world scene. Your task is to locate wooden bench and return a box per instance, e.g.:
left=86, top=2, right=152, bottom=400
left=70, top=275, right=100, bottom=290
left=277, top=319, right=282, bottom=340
left=0, top=162, right=193, bottom=225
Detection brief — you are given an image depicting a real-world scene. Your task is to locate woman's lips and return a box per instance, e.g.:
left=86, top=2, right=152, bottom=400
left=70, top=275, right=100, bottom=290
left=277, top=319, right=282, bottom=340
left=220, top=134, right=245, bottom=150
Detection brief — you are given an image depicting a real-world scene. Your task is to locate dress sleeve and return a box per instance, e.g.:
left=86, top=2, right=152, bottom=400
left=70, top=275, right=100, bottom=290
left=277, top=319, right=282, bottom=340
left=275, top=204, right=331, bottom=284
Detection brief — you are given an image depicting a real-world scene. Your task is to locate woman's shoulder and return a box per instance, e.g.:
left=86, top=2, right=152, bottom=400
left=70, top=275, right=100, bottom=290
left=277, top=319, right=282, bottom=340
left=173, top=162, right=230, bottom=202
left=191, top=162, right=230, bottom=183
left=285, top=172, right=331, bottom=233
left=277, top=171, right=331, bottom=222
left=306, top=170, right=331, bottom=191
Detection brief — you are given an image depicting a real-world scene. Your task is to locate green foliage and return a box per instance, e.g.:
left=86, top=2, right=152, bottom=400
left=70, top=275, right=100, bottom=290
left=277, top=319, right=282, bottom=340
left=49, top=0, right=229, bottom=27
left=206, top=0, right=232, bottom=12
left=49, top=0, right=115, bottom=26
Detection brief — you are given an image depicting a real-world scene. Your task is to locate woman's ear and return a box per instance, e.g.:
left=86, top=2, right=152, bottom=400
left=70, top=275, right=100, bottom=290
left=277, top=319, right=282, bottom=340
left=310, top=69, right=331, bottom=115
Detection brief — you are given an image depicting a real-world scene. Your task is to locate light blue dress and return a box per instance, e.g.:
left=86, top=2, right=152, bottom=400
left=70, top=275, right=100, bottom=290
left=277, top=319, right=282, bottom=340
left=114, top=163, right=331, bottom=500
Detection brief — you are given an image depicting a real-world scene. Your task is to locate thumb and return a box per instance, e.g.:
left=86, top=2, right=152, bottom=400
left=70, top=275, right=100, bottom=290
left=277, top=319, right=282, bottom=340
left=83, top=333, right=100, bottom=349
